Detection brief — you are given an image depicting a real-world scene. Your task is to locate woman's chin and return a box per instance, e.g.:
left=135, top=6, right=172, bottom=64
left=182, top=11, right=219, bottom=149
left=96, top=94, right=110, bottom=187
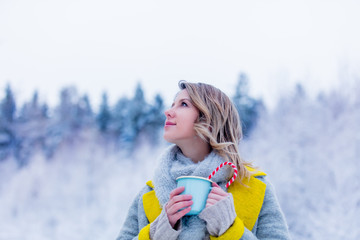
left=163, top=135, right=176, bottom=145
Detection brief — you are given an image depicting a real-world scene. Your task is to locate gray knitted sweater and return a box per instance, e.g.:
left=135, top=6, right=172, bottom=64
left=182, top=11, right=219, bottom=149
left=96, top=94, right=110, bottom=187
left=117, top=146, right=291, bottom=239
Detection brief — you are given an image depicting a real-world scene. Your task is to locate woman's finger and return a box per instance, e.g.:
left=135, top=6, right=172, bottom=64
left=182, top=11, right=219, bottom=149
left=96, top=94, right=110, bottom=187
left=206, top=198, right=217, bottom=206
left=166, top=186, right=193, bottom=226
left=208, top=192, right=225, bottom=201
left=167, top=194, right=192, bottom=213
left=171, top=194, right=192, bottom=203
left=211, top=182, right=229, bottom=196
left=167, top=199, right=193, bottom=215
left=166, top=188, right=193, bottom=228
left=168, top=206, right=192, bottom=227
left=203, top=182, right=229, bottom=208
left=169, top=186, right=185, bottom=199
left=168, top=186, right=192, bottom=206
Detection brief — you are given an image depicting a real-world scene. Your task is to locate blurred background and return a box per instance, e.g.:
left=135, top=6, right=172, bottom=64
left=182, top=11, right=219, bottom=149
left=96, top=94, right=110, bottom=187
left=0, top=1, right=359, bottom=239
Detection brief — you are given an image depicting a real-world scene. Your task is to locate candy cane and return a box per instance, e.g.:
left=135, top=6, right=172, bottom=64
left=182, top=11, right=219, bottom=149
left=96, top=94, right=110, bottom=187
left=208, top=162, right=238, bottom=188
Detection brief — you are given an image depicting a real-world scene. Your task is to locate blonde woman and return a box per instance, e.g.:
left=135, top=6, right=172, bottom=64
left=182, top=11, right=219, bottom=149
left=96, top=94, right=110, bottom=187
left=117, top=81, right=290, bottom=240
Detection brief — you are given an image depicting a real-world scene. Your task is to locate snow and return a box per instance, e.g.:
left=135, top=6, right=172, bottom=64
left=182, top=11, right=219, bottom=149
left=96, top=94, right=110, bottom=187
left=0, top=134, right=164, bottom=240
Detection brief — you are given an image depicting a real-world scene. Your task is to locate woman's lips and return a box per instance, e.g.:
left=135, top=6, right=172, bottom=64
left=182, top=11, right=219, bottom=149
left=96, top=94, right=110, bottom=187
left=165, top=121, right=176, bottom=126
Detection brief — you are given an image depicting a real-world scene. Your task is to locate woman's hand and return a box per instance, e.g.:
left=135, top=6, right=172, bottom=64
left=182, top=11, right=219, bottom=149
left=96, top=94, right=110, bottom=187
left=165, top=186, right=193, bottom=228
left=205, top=182, right=229, bottom=208
left=200, top=182, right=235, bottom=237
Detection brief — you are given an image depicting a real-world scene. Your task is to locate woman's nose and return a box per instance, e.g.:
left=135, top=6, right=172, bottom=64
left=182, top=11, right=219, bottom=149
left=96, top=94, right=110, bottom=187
left=164, top=107, right=174, bottom=117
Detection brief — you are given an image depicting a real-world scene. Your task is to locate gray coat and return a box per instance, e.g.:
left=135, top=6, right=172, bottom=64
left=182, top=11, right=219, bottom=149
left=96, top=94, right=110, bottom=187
left=117, top=175, right=291, bottom=240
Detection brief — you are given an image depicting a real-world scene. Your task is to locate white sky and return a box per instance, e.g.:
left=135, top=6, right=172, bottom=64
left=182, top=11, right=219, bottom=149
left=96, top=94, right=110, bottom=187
left=1, top=0, right=359, bottom=109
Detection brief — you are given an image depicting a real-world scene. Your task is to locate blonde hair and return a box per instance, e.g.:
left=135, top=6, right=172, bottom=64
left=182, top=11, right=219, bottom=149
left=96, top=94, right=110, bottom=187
left=178, top=80, right=254, bottom=181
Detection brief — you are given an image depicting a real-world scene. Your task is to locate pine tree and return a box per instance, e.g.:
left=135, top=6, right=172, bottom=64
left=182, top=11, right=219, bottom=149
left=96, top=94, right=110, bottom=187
left=57, top=86, right=79, bottom=127
left=128, top=83, right=148, bottom=140
left=19, top=91, right=44, bottom=121
left=97, top=92, right=111, bottom=132
left=232, top=73, right=262, bottom=137
left=112, top=97, right=130, bottom=136
left=117, top=83, right=151, bottom=149
left=132, top=82, right=147, bottom=133
left=1, top=84, right=16, bottom=123
left=75, top=94, right=94, bottom=127
left=143, top=93, right=165, bottom=143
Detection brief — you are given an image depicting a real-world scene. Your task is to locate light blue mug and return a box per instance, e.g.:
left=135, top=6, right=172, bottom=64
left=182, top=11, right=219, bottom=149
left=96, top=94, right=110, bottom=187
left=176, top=176, right=212, bottom=215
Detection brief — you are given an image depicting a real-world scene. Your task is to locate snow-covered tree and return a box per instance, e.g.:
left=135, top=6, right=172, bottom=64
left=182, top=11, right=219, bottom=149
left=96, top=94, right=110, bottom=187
left=119, top=83, right=149, bottom=146
left=1, top=84, right=16, bottom=123
left=232, top=73, right=263, bottom=137
left=18, top=91, right=47, bottom=122
left=97, top=92, right=111, bottom=132
left=241, top=82, right=360, bottom=239
left=142, top=93, right=165, bottom=144
left=75, top=94, right=94, bottom=128
left=112, top=97, right=130, bottom=136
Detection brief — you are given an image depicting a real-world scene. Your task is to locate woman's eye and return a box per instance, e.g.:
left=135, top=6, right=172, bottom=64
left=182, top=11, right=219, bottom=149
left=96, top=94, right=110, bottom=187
left=181, top=102, right=188, bottom=107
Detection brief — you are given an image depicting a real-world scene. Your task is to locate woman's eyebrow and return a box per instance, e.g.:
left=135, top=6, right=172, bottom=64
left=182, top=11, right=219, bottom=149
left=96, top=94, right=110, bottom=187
left=171, top=98, right=192, bottom=107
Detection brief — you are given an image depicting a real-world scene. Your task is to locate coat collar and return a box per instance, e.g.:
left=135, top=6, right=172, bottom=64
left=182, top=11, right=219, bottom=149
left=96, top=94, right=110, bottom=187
left=228, top=167, right=266, bottom=230
left=143, top=181, right=162, bottom=223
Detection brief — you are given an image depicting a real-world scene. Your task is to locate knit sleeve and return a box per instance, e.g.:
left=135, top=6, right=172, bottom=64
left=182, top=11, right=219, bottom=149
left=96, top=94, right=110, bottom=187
left=199, top=194, right=238, bottom=236
left=149, top=205, right=181, bottom=240
left=116, top=187, right=151, bottom=240
left=239, top=177, right=291, bottom=240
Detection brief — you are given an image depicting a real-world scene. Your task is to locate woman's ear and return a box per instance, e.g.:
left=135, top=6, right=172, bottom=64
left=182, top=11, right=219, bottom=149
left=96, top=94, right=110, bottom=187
left=198, top=112, right=206, bottom=122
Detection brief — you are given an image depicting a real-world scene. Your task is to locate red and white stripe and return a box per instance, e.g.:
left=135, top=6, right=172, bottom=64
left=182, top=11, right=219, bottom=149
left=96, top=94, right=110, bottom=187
left=208, top=162, right=238, bottom=188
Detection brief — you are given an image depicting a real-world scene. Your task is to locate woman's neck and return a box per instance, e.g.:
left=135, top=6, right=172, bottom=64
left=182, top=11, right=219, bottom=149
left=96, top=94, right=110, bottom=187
left=177, top=138, right=211, bottom=163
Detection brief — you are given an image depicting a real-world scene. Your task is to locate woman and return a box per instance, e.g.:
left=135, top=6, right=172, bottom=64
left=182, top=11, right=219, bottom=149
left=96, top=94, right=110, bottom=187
left=117, top=81, right=291, bottom=240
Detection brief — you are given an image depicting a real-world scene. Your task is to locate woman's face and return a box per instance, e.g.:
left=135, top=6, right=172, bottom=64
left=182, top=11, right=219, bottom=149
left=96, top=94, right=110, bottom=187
left=163, top=89, right=199, bottom=145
